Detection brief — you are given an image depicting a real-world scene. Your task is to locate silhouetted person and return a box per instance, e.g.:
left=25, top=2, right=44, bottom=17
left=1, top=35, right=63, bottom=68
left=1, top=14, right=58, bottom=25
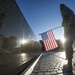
left=60, top=4, right=75, bottom=72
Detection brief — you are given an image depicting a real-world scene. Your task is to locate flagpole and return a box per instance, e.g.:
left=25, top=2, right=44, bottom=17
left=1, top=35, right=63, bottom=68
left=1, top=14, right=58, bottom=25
left=39, top=26, right=62, bottom=35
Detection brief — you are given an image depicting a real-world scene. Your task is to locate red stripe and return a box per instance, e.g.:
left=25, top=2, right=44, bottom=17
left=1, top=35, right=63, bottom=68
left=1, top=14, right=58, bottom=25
left=42, top=30, right=58, bottom=51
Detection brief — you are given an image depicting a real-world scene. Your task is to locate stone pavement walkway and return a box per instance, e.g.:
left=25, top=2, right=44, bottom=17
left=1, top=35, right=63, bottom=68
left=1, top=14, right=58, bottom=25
left=31, top=52, right=75, bottom=75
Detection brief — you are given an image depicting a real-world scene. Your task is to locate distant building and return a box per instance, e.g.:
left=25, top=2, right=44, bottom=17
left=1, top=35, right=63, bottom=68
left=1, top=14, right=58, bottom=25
left=0, top=0, right=37, bottom=47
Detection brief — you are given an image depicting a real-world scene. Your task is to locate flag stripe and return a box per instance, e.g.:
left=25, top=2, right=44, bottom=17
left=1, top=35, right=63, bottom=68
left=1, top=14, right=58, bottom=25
left=41, top=30, right=58, bottom=51
left=51, top=31, right=58, bottom=47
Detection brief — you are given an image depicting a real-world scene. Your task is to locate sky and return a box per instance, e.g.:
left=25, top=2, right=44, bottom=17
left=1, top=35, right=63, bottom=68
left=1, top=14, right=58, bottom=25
left=16, top=0, right=75, bottom=40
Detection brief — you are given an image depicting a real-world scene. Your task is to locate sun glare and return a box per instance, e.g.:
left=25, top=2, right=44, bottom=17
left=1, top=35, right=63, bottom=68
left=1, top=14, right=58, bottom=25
left=21, top=53, right=25, bottom=57
left=60, top=37, right=66, bottom=43
left=21, top=39, right=27, bottom=44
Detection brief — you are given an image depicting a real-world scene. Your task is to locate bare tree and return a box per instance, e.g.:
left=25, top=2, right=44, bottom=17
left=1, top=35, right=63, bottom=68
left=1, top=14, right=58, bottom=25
left=3, top=36, right=17, bottom=50
left=0, top=13, right=5, bottom=29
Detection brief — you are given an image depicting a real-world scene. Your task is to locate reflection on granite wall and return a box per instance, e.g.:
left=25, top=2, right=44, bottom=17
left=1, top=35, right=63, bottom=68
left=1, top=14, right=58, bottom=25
left=0, top=0, right=42, bottom=53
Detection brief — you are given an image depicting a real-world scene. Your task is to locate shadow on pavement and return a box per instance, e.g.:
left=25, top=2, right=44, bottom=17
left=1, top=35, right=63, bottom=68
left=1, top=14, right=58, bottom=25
left=63, top=72, right=74, bottom=75
left=63, top=70, right=74, bottom=75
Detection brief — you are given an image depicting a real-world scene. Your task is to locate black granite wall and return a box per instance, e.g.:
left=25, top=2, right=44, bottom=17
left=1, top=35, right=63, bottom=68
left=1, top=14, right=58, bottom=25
left=0, top=0, right=36, bottom=41
left=0, top=0, right=42, bottom=53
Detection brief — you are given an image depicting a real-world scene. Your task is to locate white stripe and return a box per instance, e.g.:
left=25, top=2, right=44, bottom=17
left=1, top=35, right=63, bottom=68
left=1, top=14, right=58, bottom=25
left=21, top=53, right=43, bottom=75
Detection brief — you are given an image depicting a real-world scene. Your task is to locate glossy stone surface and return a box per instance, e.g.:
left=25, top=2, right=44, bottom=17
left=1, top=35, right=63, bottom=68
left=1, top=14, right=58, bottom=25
left=0, top=53, right=38, bottom=75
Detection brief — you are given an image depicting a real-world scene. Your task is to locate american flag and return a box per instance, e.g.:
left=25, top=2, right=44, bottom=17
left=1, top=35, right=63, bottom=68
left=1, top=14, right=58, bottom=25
left=41, top=30, right=58, bottom=51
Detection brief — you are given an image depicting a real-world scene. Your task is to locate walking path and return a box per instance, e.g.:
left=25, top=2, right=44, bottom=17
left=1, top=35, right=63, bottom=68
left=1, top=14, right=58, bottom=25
left=31, top=51, right=75, bottom=75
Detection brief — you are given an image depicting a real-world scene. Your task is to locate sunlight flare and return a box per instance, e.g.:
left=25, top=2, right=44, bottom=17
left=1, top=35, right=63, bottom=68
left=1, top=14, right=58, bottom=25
left=60, top=37, right=66, bottom=43
left=20, top=39, right=27, bottom=44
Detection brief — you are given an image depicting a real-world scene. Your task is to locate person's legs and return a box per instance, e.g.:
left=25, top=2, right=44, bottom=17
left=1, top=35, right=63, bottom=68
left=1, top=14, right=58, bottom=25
left=63, top=34, right=73, bottom=71
left=65, top=38, right=73, bottom=60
